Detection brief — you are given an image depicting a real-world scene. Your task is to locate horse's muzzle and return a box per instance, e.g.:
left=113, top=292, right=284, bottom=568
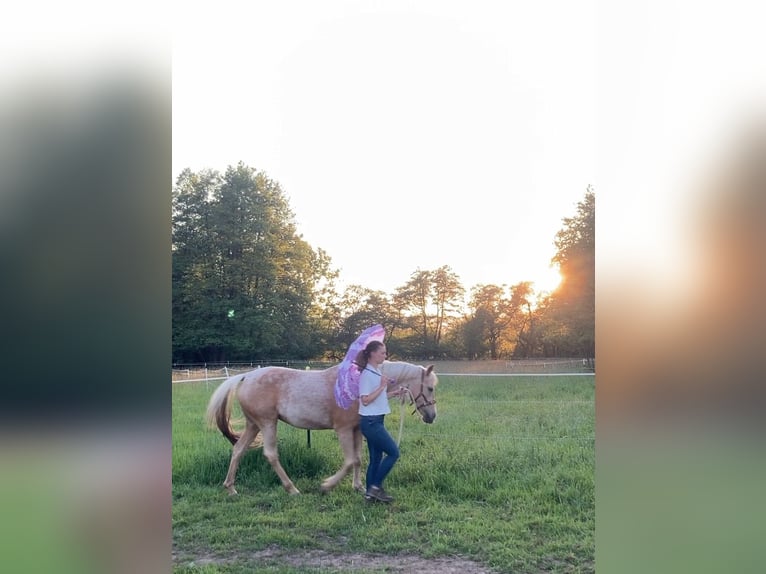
left=421, top=412, right=436, bottom=424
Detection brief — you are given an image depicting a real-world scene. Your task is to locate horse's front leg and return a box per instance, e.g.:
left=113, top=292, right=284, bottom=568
left=351, top=426, right=364, bottom=492
left=320, top=426, right=360, bottom=493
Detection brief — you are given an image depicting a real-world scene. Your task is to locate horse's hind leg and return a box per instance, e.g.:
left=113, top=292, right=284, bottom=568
left=259, top=421, right=300, bottom=495
left=222, top=420, right=260, bottom=496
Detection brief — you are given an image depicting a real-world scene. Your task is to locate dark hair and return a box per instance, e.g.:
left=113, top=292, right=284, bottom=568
left=354, top=340, right=384, bottom=371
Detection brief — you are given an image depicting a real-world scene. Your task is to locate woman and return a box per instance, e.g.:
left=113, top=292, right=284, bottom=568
left=356, top=340, right=403, bottom=503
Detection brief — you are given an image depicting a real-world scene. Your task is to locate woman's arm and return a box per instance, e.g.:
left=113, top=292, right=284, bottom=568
left=360, top=376, right=398, bottom=406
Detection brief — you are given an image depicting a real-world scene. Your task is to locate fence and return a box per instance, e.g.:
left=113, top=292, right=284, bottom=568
left=171, top=360, right=335, bottom=383
left=172, top=358, right=594, bottom=383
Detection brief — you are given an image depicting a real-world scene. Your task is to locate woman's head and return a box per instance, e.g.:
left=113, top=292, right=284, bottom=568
left=355, top=340, right=387, bottom=368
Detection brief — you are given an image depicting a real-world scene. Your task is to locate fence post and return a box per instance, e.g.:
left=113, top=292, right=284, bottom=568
left=307, top=429, right=311, bottom=449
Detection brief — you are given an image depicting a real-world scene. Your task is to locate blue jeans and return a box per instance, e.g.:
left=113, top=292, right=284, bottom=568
left=360, top=414, right=400, bottom=489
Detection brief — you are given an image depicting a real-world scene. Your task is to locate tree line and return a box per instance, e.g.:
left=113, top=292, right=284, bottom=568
left=173, top=163, right=594, bottom=364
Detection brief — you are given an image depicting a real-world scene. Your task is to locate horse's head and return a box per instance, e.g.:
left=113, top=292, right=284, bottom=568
left=412, top=365, right=438, bottom=424
left=381, top=361, right=438, bottom=423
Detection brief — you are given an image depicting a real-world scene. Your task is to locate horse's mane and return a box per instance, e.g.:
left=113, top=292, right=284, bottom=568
left=381, top=361, right=436, bottom=384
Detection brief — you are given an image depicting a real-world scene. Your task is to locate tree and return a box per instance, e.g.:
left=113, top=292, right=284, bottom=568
left=172, top=163, right=325, bottom=362
left=463, top=281, right=536, bottom=359
left=394, top=266, right=465, bottom=356
left=541, top=187, right=595, bottom=357
left=508, top=282, right=538, bottom=358
left=306, top=247, right=342, bottom=356
left=459, top=310, right=490, bottom=359
left=431, top=265, right=466, bottom=347
left=396, top=269, right=432, bottom=347
left=312, top=285, right=404, bottom=360
left=172, top=169, right=223, bottom=361
left=467, top=284, right=511, bottom=359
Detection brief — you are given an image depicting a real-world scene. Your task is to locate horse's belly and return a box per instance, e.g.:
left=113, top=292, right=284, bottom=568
left=278, top=403, right=333, bottom=430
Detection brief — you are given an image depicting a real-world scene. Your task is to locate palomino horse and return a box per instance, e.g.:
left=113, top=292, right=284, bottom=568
left=205, top=361, right=438, bottom=495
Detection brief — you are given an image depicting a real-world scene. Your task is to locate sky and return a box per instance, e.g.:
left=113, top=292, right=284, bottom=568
left=173, top=1, right=765, bottom=300
left=172, top=1, right=596, bottom=295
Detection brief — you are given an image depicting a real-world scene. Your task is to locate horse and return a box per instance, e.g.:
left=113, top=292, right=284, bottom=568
left=205, top=360, right=438, bottom=495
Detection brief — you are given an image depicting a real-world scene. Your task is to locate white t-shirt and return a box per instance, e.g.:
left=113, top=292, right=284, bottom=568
left=358, top=364, right=391, bottom=416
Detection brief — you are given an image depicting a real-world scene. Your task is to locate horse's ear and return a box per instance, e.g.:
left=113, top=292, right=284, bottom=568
left=425, top=365, right=434, bottom=376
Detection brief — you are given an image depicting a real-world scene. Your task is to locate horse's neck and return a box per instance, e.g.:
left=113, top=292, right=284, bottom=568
left=382, top=361, right=420, bottom=384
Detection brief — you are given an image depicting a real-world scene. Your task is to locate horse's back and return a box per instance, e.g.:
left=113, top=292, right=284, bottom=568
left=235, top=365, right=352, bottom=430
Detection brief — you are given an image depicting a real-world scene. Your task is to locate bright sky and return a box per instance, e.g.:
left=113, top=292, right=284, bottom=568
left=173, top=1, right=595, bottom=295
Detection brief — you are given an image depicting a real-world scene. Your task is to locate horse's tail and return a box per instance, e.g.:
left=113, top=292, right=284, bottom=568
left=205, top=373, right=246, bottom=445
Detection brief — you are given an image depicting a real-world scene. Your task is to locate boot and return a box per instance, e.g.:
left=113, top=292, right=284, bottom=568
left=368, top=485, right=394, bottom=503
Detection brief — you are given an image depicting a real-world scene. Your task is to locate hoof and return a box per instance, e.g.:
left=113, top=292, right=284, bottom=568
left=284, top=483, right=301, bottom=495
left=225, top=486, right=238, bottom=496
left=319, top=484, right=336, bottom=495
left=319, top=481, right=337, bottom=494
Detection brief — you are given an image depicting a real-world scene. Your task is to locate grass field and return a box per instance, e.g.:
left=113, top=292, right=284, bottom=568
left=172, top=371, right=594, bottom=573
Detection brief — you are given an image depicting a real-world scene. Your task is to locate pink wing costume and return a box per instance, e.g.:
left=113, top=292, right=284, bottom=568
left=334, top=324, right=386, bottom=409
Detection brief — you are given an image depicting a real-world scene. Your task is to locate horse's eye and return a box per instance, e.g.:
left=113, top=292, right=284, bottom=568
left=427, top=387, right=433, bottom=392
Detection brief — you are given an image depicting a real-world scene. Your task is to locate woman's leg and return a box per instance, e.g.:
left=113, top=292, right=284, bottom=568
left=371, top=427, right=399, bottom=487
left=361, top=416, right=383, bottom=490
left=365, top=440, right=382, bottom=489
left=361, top=416, right=399, bottom=488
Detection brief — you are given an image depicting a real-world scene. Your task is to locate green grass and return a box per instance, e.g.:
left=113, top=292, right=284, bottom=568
left=173, top=375, right=594, bottom=573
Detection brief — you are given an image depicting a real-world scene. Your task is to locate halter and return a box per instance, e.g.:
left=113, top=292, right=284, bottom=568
left=396, top=367, right=437, bottom=417
left=401, top=385, right=437, bottom=416
left=379, top=363, right=437, bottom=446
